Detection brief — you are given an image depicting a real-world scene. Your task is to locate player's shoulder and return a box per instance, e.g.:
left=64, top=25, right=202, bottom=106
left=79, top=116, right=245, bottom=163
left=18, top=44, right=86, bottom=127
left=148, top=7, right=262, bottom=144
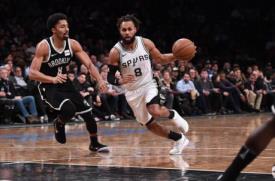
left=110, top=46, right=120, bottom=57
left=139, top=36, right=151, bottom=42
left=109, top=46, right=120, bottom=64
left=68, top=38, right=82, bottom=52
left=35, top=39, right=49, bottom=53
left=68, top=38, right=79, bottom=45
left=140, top=36, right=154, bottom=49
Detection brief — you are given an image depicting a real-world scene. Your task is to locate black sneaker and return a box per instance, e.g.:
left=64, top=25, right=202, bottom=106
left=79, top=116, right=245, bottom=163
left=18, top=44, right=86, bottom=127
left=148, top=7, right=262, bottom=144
left=89, top=143, right=109, bottom=153
left=53, top=118, right=66, bottom=144
left=216, top=174, right=234, bottom=181
left=216, top=174, right=226, bottom=181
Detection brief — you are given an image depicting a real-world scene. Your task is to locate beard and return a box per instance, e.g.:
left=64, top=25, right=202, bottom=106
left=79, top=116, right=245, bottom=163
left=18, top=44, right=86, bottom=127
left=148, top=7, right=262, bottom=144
left=121, top=36, right=135, bottom=45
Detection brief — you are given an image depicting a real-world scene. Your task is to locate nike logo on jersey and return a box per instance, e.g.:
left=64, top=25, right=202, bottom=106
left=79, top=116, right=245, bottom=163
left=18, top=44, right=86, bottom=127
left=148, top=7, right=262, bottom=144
left=51, top=53, right=57, bottom=57
left=122, top=53, right=127, bottom=57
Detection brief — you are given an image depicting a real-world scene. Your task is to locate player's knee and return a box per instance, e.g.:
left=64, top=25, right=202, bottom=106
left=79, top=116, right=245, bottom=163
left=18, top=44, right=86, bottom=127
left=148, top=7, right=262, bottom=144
left=59, top=100, right=76, bottom=121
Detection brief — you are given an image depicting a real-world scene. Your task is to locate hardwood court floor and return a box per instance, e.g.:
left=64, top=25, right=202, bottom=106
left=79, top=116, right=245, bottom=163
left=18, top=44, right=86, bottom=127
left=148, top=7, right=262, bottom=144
left=0, top=113, right=274, bottom=180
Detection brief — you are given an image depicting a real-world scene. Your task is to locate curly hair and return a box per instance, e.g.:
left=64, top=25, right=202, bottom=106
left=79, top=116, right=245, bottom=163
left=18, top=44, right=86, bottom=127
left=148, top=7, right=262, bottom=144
left=116, top=14, right=141, bottom=30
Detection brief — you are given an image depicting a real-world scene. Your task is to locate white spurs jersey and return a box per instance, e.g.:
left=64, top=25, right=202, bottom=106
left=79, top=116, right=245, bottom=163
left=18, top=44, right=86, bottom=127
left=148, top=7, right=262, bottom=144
left=114, top=36, right=154, bottom=91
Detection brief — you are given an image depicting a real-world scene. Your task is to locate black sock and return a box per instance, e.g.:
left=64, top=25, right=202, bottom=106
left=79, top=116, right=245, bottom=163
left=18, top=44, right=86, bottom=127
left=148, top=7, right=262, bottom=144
left=223, top=145, right=257, bottom=180
left=168, top=110, right=174, bottom=119
left=90, top=136, right=99, bottom=146
left=168, top=131, right=182, bottom=141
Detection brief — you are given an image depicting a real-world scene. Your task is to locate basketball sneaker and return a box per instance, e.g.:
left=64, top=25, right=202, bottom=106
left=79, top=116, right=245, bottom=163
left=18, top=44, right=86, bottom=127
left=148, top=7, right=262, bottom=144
left=272, top=105, right=275, bottom=115
left=216, top=174, right=233, bottom=181
left=89, top=143, right=110, bottom=153
left=272, top=165, right=275, bottom=178
left=53, top=117, right=66, bottom=144
left=169, top=134, right=189, bottom=155
left=171, top=110, right=189, bottom=133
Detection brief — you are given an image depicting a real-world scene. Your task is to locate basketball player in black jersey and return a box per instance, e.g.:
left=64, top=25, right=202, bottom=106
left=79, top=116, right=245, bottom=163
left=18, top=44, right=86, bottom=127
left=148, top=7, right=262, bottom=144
left=217, top=101, right=275, bottom=180
left=29, top=13, right=109, bottom=152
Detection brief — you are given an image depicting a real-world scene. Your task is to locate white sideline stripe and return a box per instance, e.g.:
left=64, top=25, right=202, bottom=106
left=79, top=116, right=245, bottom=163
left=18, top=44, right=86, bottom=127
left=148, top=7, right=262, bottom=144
left=1, top=161, right=271, bottom=175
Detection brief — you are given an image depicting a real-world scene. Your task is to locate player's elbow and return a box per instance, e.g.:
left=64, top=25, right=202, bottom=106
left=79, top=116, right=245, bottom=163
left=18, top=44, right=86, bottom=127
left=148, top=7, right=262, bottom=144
left=28, top=69, right=36, bottom=80
left=154, top=55, right=167, bottom=64
left=154, top=59, right=162, bottom=64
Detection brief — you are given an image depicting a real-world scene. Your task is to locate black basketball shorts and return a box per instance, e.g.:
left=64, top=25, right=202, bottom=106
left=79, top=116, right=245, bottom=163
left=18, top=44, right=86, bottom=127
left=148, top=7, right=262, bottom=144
left=38, top=82, right=92, bottom=115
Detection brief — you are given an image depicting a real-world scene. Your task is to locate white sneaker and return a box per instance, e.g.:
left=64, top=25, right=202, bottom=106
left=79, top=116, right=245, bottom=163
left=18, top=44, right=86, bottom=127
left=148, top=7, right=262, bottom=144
left=169, top=134, right=189, bottom=155
left=272, top=105, right=275, bottom=115
left=171, top=110, right=189, bottom=133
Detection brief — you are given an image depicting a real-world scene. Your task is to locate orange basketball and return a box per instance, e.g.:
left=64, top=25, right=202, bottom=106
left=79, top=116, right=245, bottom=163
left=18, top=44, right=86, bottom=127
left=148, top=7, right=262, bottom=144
left=172, top=38, right=196, bottom=61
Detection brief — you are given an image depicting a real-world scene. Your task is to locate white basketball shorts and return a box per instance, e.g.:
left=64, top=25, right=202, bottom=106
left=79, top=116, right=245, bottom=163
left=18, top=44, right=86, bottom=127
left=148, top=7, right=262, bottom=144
left=125, top=82, right=158, bottom=125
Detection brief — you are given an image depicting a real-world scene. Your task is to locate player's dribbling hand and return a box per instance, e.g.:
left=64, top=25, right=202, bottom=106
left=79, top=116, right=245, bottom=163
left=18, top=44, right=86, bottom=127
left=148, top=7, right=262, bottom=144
left=121, top=74, right=135, bottom=84
left=52, top=73, right=67, bottom=84
left=98, top=80, right=108, bottom=93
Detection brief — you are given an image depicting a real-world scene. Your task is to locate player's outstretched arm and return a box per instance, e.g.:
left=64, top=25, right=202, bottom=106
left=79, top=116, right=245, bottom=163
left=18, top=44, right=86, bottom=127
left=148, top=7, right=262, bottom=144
left=143, top=38, right=176, bottom=65
left=29, top=41, right=67, bottom=84
left=71, top=39, right=107, bottom=92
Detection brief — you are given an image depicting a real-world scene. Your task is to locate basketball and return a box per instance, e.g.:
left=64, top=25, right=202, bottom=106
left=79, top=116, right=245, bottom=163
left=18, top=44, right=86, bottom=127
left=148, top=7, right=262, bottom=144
left=172, top=38, right=196, bottom=61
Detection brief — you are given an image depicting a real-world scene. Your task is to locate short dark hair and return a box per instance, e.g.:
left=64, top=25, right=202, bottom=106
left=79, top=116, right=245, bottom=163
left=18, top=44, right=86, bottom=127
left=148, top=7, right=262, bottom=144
left=47, top=13, right=67, bottom=31
left=116, top=14, right=141, bottom=30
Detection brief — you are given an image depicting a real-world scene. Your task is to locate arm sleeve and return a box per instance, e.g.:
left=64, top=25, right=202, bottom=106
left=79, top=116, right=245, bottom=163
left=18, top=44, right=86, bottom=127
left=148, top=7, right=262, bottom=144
left=107, top=65, right=120, bottom=85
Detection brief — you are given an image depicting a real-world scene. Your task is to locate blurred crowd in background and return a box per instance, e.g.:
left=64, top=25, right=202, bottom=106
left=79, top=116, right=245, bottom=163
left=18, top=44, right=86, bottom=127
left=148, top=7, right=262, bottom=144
left=0, top=0, right=274, bottom=124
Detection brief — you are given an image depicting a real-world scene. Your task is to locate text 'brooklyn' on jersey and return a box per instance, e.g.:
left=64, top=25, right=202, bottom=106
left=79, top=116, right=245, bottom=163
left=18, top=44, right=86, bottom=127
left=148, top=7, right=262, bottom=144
left=40, top=37, right=73, bottom=79
left=114, top=36, right=154, bottom=91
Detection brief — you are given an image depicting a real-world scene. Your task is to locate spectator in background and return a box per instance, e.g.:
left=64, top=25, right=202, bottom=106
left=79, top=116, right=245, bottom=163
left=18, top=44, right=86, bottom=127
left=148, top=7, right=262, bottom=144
left=245, top=66, right=253, bottom=78
left=244, top=70, right=264, bottom=112
left=176, top=73, right=199, bottom=102
left=67, top=70, right=76, bottom=82
left=204, top=60, right=214, bottom=78
left=262, top=71, right=275, bottom=111
left=12, top=66, right=29, bottom=96
left=176, top=73, right=199, bottom=115
left=73, top=73, right=94, bottom=106
left=198, top=68, right=222, bottom=114
left=160, top=70, right=175, bottom=109
left=211, top=61, right=219, bottom=77
left=99, top=70, right=120, bottom=121
left=0, top=66, right=39, bottom=123
left=90, top=54, right=102, bottom=69
left=171, top=67, right=180, bottom=84
left=218, top=71, right=243, bottom=113
left=223, top=62, right=232, bottom=75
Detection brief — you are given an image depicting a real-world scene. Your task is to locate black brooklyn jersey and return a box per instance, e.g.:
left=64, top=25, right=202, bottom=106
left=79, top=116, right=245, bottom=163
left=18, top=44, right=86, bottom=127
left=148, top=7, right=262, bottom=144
left=40, top=37, right=73, bottom=78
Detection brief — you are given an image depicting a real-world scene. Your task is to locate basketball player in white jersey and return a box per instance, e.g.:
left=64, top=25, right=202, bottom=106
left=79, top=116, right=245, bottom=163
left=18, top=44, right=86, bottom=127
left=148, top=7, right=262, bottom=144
left=108, top=14, right=189, bottom=154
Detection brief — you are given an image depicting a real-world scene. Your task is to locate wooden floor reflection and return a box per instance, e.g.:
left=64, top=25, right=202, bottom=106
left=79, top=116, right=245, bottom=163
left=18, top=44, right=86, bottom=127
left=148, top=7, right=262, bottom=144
left=0, top=113, right=274, bottom=175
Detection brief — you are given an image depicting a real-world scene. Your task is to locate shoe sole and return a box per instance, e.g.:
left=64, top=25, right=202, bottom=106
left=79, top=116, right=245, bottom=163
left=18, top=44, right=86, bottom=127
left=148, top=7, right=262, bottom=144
left=97, top=147, right=110, bottom=153
left=90, top=147, right=110, bottom=153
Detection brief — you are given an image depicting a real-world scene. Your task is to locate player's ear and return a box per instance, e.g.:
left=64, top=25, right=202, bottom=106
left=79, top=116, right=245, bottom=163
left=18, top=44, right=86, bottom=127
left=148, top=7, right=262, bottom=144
left=51, top=27, right=56, bottom=34
left=134, top=26, right=138, bottom=33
